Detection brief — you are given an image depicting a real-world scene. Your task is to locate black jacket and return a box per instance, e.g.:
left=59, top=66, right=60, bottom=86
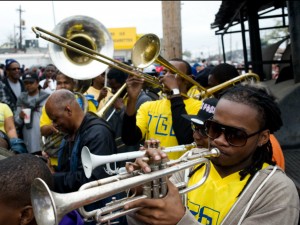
left=2, top=77, right=25, bottom=113
left=53, top=113, right=117, bottom=193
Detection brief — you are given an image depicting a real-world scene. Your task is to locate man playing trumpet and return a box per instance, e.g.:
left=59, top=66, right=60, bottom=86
left=124, top=83, right=299, bottom=225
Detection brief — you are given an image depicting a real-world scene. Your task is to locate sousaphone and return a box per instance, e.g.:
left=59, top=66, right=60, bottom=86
left=48, top=15, right=114, bottom=81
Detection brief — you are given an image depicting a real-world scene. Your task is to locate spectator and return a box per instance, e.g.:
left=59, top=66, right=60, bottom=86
left=1, top=58, right=25, bottom=114
left=85, top=72, right=113, bottom=112
left=39, top=64, right=57, bottom=94
left=14, top=73, right=49, bottom=154
left=143, top=64, right=160, bottom=100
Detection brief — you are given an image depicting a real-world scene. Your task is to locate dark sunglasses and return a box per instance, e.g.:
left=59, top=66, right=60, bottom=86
left=191, top=123, right=207, bottom=137
left=9, top=67, right=20, bottom=71
left=204, top=119, right=264, bottom=147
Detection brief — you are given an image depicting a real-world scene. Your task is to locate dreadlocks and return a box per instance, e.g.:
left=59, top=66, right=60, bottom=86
left=219, top=81, right=283, bottom=195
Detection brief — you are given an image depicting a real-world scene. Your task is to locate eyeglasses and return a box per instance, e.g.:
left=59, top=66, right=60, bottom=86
left=9, top=67, right=20, bottom=71
left=204, top=119, right=264, bottom=147
left=191, top=123, right=207, bottom=137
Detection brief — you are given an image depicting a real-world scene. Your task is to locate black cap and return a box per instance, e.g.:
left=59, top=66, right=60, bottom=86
left=23, top=73, right=39, bottom=82
left=181, top=98, right=218, bottom=125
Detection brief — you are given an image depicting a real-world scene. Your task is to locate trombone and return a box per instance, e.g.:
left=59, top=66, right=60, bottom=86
left=32, top=26, right=162, bottom=89
left=32, top=24, right=208, bottom=94
left=197, top=72, right=260, bottom=99
left=31, top=147, right=220, bottom=225
left=132, top=33, right=207, bottom=93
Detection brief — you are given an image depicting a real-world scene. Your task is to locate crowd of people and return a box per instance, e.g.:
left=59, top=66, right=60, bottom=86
left=0, top=56, right=299, bottom=225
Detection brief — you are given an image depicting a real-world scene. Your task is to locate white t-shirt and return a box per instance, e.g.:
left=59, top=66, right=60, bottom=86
left=8, top=79, right=22, bottom=98
left=39, top=79, right=56, bottom=94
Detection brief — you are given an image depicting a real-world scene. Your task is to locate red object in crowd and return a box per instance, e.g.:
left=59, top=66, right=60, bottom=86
left=155, top=65, right=164, bottom=73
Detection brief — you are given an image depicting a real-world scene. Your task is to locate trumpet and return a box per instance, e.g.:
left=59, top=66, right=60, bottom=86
left=81, top=142, right=197, bottom=177
left=31, top=147, right=220, bottom=225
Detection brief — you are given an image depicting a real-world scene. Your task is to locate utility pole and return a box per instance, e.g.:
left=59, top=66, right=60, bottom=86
left=16, top=5, right=25, bottom=51
left=14, top=25, right=17, bottom=49
left=161, top=1, right=182, bottom=59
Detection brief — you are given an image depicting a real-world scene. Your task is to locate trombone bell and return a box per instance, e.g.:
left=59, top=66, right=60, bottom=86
left=132, top=33, right=160, bottom=68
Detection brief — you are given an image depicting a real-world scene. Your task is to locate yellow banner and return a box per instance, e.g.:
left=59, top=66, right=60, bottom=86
left=108, top=27, right=137, bottom=50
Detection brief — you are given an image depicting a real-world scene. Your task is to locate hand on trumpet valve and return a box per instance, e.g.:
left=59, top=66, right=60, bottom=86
left=142, top=138, right=162, bottom=150
left=126, top=139, right=168, bottom=174
left=124, top=179, right=185, bottom=225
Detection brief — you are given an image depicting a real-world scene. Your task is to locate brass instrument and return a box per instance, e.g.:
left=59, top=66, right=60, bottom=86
left=81, top=142, right=197, bottom=177
left=132, top=33, right=208, bottom=93
left=97, top=83, right=127, bottom=118
left=198, top=73, right=260, bottom=99
left=31, top=147, right=220, bottom=225
left=32, top=22, right=208, bottom=95
left=32, top=26, right=162, bottom=88
left=37, top=15, right=114, bottom=80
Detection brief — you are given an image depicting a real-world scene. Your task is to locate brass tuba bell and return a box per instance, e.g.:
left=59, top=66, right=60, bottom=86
left=48, top=15, right=114, bottom=80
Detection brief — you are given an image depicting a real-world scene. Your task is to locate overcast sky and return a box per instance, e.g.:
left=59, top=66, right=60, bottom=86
left=1, top=1, right=223, bottom=59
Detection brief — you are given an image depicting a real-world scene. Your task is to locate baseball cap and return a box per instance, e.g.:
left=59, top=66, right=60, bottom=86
left=23, top=73, right=39, bottom=82
left=143, top=65, right=157, bottom=74
left=182, top=98, right=218, bottom=125
left=193, top=63, right=203, bottom=68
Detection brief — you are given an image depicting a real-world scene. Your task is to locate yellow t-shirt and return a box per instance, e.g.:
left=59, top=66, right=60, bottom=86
left=85, top=86, right=113, bottom=111
left=136, top=98, right=202, bottom=159
left=187, top=162, right=269, bottom=225
left=0, top=103, right=13, bottom=133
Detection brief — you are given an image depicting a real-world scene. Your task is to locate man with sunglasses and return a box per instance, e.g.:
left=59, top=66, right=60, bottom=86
left=125, top=83, right=299, bottom=225
left=1, top=59, right=25, bottom=114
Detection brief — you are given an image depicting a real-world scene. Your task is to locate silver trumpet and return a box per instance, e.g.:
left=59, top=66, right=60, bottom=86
left=81, top=142, right=197, bottom=178
left=31, top=147, right=220, bottom=225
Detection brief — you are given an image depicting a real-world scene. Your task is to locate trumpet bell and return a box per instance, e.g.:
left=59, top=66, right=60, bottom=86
left=132, top=33, right=160, bottom=68
left=81, top=146, right=93, bottom=178
left=31, top=178, right=58, bottom=225
left=49, top=15, right=114, bottom=80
